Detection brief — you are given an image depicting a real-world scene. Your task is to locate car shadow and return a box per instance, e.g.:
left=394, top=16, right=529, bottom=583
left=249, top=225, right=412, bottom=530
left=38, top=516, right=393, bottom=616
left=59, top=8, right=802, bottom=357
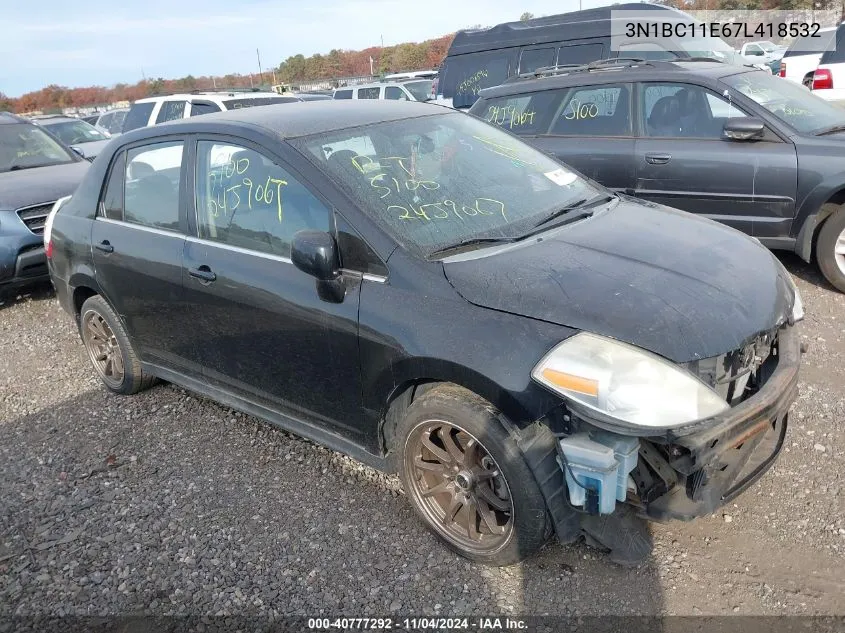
left=0, top=387, right=665, bottom=621
left=0, top=281, right=55, bottom=311
left=774, top=252, right=839, bottom=293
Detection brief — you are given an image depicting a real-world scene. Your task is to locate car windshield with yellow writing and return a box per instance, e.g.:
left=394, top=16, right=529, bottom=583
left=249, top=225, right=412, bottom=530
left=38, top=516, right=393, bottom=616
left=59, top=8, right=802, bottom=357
left=296, top=112, right=602, bottom=257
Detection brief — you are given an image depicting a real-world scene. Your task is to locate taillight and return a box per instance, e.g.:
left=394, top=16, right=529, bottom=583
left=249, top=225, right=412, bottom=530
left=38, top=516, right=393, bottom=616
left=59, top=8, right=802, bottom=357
left=813, top=68, right=833, bottom=90
left=45, top=241, right=53, bottom=259
left=779, top=62, right=786, bottom=77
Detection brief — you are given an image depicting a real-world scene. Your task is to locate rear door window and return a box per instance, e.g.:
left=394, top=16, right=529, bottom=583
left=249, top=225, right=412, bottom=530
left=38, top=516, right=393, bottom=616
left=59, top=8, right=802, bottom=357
left=155, top=101, right=187, bottom=123
left=549, top=84, right=632, bottom=137
left=357, top=87, right=381, bottom=99
left=334, top=89, right=353, bottom=99
left=122, top=102, right=155, bottom=132
left=124, top=141, right=184, bottom=231
left=519, top=47, right=556, bottom=74
left=557, top=43, right=605, bottom=66
left=384, top=86, right=407, bottom=100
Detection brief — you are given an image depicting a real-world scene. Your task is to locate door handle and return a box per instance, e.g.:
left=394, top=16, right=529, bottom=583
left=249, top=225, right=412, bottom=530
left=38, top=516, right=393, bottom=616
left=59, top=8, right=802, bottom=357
left=645, top=153, right=671, bottom=165
left=188, top=265, right=217, bottom=283
left=95, top=240, right=114, bottom=254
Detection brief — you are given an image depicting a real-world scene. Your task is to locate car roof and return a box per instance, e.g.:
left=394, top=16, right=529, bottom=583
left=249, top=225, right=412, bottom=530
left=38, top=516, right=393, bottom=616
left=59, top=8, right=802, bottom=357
left=31, top=115, right=78, bottom=123
left=0, top=111, right=28, bottom=125
left=449, top=3, right=688, bottom=56
left=133, top=92, right=282, bottom=104
left=476, top=59, right=755, bottom=99
left=118, top=100, right=446, bottom=143
left=336, top=81, right=411, bottom=91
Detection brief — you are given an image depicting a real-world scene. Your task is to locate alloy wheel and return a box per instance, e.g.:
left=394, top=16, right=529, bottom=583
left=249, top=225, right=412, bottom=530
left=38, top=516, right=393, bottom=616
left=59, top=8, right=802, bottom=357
left=835, top=226, right=845, bottom=276
left=82, top=310, right=125, bottom=389
left=404, top=420, right=514, bottom=555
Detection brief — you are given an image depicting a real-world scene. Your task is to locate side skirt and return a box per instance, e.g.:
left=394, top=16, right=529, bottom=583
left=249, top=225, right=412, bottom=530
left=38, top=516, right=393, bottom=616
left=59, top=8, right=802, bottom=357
left=142, top=362, right=388, bottom=472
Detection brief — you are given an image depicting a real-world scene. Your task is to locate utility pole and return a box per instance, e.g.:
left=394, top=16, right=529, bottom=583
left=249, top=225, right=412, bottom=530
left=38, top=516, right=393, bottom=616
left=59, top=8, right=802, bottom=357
left=257, top=49, right=264, bottom=85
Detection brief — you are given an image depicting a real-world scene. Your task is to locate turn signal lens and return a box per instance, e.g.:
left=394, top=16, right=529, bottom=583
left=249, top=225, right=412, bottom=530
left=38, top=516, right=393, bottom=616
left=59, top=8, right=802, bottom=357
left=540, top=368, right=599, bottom=396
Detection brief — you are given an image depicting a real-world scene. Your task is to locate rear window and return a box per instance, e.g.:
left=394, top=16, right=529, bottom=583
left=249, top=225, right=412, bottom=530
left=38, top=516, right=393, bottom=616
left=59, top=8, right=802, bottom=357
left=818, top=25, right=845, bottom=64
left=440, top=49, right=517, bottom=108
left=784, top=29, right=835, bottom=58
left=222, top=97, right=296, bottom=109
left=358, top=87, right=381, bottom=99
left=122, top=102, right=155, bottom=132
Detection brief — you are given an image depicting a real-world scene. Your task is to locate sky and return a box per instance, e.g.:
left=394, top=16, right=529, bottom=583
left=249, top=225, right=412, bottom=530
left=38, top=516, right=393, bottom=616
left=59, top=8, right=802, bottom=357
left=1, top=0, right=612, bottom=97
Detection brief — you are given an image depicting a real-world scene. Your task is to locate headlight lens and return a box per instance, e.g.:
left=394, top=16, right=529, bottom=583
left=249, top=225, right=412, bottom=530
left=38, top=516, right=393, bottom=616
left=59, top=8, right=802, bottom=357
left=532, top=333, right=729, bottom=429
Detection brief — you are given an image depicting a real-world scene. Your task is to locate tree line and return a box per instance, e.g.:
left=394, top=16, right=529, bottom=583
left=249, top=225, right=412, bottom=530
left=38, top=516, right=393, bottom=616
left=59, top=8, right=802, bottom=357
left=1, top=33, right=454, bottom=114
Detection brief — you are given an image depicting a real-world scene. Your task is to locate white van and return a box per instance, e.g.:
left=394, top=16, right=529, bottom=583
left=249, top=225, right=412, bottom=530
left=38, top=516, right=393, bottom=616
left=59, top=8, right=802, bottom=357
left=812, top=23, right=845, bottom=104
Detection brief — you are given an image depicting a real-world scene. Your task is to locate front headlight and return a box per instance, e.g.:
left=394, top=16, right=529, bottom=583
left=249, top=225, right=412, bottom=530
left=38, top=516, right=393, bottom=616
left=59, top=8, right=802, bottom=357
left=531, top=333, right=729, bottom=429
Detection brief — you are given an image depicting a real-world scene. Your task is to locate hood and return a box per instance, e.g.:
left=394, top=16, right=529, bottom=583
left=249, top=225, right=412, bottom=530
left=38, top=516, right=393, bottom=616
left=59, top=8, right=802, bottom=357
left=442, top=198, right=794, bottom=363
left=70, top=138, right=111, bottom=159
left=0, top=161, right=89, bottom=210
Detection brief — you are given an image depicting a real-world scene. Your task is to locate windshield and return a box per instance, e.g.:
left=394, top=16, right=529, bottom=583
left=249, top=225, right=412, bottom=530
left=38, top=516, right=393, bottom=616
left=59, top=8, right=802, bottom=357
left=404, top=80, right=434, bottom=102
left=43, top=120, right=108, bottom=145
left=723, top=71, right=845, bottom=134
left=0, top=123, right=75, bottom=172
left=758, top=41, right=778, bottom=52
left=295, top=112, right=603, bottom=257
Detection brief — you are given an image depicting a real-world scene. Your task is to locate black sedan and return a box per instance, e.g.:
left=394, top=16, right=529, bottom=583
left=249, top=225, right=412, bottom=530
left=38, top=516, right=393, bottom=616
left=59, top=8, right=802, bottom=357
left=46, top=100, right=802, bottom=565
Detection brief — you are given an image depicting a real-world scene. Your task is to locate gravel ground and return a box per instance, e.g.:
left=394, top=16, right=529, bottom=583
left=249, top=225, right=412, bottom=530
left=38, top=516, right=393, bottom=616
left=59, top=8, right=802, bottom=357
left=0, top=252, right=843, bottom=620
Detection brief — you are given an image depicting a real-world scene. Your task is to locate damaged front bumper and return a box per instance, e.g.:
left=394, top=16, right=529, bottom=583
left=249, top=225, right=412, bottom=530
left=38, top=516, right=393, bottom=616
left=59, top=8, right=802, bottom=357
left=564, top=322, right=801, bottom=522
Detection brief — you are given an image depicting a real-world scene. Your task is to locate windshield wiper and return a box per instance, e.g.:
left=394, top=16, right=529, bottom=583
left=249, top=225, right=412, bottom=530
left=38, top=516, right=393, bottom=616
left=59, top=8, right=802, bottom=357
left=529, top=194, right=615, bottom=230
left=814, top=124, right=845, bottom=136
left=428, top=236, right=518, bottom=258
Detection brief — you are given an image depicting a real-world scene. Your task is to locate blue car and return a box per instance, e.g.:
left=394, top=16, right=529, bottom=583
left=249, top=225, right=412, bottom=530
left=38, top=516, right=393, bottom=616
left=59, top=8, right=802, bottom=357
left=0, top=112, right=89, bottom=296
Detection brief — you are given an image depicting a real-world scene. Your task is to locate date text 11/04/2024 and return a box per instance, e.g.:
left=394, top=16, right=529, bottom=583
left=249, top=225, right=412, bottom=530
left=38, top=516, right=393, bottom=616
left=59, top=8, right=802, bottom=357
left=625, top=21, right=821, bottom=39
left=307, top=617, right=528, bottom=630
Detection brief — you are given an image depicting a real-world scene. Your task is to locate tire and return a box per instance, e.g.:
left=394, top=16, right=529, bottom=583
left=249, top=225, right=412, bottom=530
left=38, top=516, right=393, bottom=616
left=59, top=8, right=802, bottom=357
left=79, top=295, right=157, bottom=395
left=396, top=384, right=550, bottom=565
left=816, top=209, right=845, bottom=293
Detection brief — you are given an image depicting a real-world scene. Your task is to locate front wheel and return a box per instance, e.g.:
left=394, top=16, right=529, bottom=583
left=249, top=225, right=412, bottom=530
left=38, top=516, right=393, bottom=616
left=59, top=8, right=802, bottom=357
left=397, top=385, right=550, bottom=565
left=816, top=210, right=845, bottom=293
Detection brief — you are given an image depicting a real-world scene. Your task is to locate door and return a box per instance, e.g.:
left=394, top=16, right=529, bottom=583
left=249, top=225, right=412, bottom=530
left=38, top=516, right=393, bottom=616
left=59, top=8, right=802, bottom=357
left=91, top=140, right=190, bottom=368
left=181, top=139, right=364, bottom=438
left=633, top=82, right=798, bottom=238
left=530, top=83, right=637, bottom=193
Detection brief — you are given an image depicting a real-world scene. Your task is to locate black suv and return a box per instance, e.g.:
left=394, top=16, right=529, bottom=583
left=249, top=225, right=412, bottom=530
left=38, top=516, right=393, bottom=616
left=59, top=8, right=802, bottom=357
left=47, top=101, right=801, bottom=566
left=469, top=59, right=845, bottom=293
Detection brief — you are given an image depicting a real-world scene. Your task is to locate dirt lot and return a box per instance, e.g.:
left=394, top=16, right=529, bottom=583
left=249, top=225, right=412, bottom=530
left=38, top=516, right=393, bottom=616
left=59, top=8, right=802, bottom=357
left=1, top=252, right=843, bottom=619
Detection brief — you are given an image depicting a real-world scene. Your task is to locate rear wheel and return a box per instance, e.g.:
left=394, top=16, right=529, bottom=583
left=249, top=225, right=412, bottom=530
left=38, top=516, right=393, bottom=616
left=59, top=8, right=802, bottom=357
left=80, top=295, right=156, bottom=395
left=397, top=385, right=549, bottom=565
left=816, top=209, right=845, bottom=293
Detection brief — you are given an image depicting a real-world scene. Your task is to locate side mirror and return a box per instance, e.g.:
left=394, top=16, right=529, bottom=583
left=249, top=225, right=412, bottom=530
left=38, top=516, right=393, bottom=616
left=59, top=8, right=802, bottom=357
left=70, top=146, right=86, bottom=158
left=291, top=230, right=340, bottom=281
left=723, top=117, right=765, bottom=141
